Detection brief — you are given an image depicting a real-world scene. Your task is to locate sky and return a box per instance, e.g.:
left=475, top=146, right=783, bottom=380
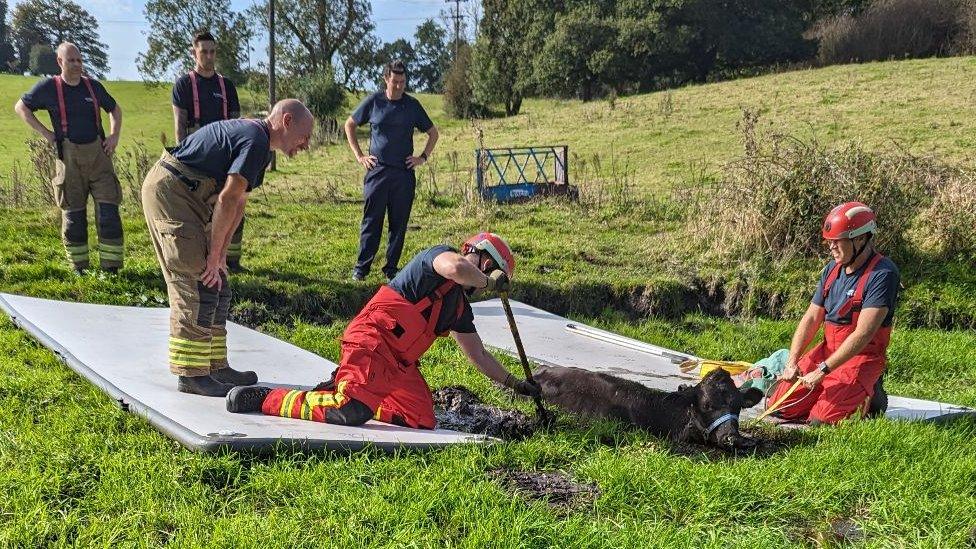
left=80, top=0, right=460, bottom=81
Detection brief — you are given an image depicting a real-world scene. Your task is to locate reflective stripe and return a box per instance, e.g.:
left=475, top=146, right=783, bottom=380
left=373, top=405, right=382, bottom=420
left=168, top=353, right=212, bottom=367
left=65, top=244, right=89, bottom=260
left=169, top=337, right=211, bottom=350
left=227, top=243, right=242, bottom=252
left=279, top=390, right=302, bottom=418
left=99, top=243, right=124, bottom=252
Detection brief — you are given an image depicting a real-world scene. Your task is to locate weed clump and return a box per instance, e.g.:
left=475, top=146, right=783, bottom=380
left=688, top=110, right=966, bottom=266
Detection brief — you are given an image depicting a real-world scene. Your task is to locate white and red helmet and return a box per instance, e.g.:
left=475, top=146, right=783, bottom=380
left=461, top=232, right=515, bottom=278
left=822, top=202, right=877, bottom=240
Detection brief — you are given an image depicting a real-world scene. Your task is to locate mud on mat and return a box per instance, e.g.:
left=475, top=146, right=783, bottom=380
left=0, top=293, right=489, bottom=452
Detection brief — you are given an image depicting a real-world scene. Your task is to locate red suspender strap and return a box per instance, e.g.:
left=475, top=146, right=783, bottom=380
left=217, top=73, right=228, bottom=119
left=53, top=76, right=68, bottom=137
left=80, top=77, right=102, bottom=136
left=834, top=254, right=884, bottom=321
left=189, top=71, right=200, bottom=122
left=851, top=254, right=884, bottom=308
left=821, top=262, right=843, bottom=300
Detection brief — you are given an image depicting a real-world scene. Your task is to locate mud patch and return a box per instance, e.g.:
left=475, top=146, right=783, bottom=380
left=663, top=424, right=806, bottom=460
left=489, top=468, right=600, bottom=509
left=433, top=386, right=537, bottom=440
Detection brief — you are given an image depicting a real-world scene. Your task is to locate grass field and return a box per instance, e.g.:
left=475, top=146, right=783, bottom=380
left=1, top=59, right=976, bottom=546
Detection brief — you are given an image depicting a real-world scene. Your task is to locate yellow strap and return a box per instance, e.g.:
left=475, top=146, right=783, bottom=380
left=751, top=380, right=803, bottom=426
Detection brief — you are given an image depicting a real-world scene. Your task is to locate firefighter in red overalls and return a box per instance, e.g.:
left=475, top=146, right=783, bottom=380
left=225, top=232, right=541, bottom=428
left=769, top=202, right=900, bottom=425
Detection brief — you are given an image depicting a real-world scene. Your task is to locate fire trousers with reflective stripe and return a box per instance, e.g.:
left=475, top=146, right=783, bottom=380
left=261, top=337, right=437, bottom=429
left=141, top=152, right=232, bottom=377
left=52, top=140, right=124, bottom=270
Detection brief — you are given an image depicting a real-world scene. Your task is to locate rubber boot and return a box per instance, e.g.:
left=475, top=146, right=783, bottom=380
left=178, top=375, right=233, bottom=397
left=211, top=366, right=258, bottom=386
left=867, top=376, right=887, bottom=418
left=226, top=385, right=273, bottom=413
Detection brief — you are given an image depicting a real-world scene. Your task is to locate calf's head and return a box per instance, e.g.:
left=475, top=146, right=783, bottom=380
left=682, top=369, right=763, bottom=450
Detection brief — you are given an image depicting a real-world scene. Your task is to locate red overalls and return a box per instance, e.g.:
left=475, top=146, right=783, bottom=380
left=770, top=254, right=892, bottom=424
left=262, top=280, right=463, bottom=429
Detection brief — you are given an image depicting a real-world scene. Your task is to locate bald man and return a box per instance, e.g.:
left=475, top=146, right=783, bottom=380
left=14, top=42, right=124, bottom=274
left=141, top=99, right=314, bottom=396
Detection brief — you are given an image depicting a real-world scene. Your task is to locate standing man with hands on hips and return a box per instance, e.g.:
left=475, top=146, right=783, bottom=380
left=345, top=60, right=439, bottom=282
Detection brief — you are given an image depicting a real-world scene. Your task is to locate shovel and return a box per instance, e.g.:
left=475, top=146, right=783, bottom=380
left=498, top=292, right=550, bottom=424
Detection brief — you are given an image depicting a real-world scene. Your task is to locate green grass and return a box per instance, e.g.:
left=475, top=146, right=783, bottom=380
left=2, top=59, right=976, bottom=546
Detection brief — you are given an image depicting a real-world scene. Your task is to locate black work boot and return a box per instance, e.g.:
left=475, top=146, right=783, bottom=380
left=211, top=366, right=258, bottom=386
left=178, top=375, right=233, bottom=397
left=226, top=385, right=273, bottom=413
left=867, top=376, right=888, bottom=418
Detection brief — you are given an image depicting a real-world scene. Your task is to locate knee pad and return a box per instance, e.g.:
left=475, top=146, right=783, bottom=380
left=327, top=399, right=373, bottom=426
left=195, top=281, right=220, bottom=328
left=96, top=202, right=123, bottom=239
left=64, top=208, right=88, bottom=243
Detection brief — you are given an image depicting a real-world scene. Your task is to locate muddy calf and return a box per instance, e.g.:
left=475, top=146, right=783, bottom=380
left=532, top=366, right=763, bottom=450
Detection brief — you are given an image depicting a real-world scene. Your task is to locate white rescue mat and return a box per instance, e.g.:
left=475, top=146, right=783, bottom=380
left=471, top=299, right=973, bottom=422
left=0, top=293, right=488, bottom=452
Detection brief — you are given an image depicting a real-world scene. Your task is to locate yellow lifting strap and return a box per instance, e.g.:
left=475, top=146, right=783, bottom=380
left=679, top=358, right=753, bottom=377
left=750, top=379, right=803, bottom=426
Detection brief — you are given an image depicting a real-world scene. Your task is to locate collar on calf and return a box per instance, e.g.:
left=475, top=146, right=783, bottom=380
left=704, top=413, right=738, bottom=438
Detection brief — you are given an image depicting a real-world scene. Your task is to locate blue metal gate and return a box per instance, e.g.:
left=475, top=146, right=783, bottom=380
left=475, top=146, right=573, bottom=202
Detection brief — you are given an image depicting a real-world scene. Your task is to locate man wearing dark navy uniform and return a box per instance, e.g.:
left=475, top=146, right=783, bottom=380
left=172, top=31, right=247, bottom=271
left=14, top=42, right=124, bottom=274
left=344, top=60, right=439, bottom=281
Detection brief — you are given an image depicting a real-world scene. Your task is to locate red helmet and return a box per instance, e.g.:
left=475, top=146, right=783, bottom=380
left=822, top=202, right=877, bottom=240
left=461, top=232, right=515, bottom=278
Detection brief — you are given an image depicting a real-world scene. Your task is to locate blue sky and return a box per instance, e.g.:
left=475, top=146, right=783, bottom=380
left=80, top=0, right=455, bottom=80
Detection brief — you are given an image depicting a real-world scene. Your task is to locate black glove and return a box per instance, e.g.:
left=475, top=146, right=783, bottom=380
left=506, top=374, right=541, bottom=398
left=484, top=269, right=511, bottom=293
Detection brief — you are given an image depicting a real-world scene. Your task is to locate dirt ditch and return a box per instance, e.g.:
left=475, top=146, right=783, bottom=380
left=489, top=467, right=600, bottom=509
left=432, top=385, right=538, bottom=440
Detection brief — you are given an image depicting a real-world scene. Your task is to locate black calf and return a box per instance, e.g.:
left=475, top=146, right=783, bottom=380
left=532, top=366, right=763, bottom=450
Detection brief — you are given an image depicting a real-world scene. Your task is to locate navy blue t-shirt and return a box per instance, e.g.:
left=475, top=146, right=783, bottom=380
left=812, top=254, right=900, bottom=327
left=21, top=77, right=117, bottom=144
left=350, top=91, right=434, bottom=167
left=170, top=119, right=271, bottom=191
left=172, top=71, right=240, bottom=127
left=388, top=245, right=476, bottom=334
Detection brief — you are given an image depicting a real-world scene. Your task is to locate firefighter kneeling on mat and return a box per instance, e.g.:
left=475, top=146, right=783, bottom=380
left=142, top=99, right=313, bottom=397
left=769, top=202, right=900, bottom=425
left=226, top=233, right=541, bottom=429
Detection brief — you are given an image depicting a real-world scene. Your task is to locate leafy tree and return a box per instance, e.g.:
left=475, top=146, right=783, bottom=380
left=27, top=42, right=55, bottom=74
left=0, top=1, right=16, bottom=72
left=11, top=0, right=109, bottom=77
left=375, top=38, right=416, bottom=90
left=471, top=0, right=544, bottom=114
left=443, top=42, right=482, bottom=118
left=294, top=66, right=346, bottom=131
left=137, top=0, right=253, bottom=83
left=412, top=19, right=450, bottom=93
left=248, top=0, right=379, bottom=89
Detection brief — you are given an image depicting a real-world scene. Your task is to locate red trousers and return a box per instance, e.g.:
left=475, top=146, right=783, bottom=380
left=261, top=339, right=437, bottom=429
left=769, top=341, right=884, bottom=424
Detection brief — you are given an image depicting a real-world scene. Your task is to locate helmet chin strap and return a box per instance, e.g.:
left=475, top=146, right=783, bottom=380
left=844, top=233, right=873, bottom=266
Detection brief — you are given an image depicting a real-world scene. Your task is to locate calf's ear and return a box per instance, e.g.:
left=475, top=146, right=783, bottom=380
left=740, top=387, right=764, bottom=408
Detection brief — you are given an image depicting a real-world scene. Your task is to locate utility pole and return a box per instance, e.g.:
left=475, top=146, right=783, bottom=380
left=445, top=0, right=466, bottom=60
left=268, top=0, right=277, bottom=171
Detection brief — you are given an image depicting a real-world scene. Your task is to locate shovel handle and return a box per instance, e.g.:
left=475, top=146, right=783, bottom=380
left=498, top=292, right=548, bottom=420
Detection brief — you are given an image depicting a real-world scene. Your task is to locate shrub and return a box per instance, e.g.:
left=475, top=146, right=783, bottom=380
left=913, top=177, right=976, bottom=259
left=442, top=44, right=484, bottom=119
left=688, top=112, right=946, bottom=264
left=28, top=44, right=58, bottom=76
left=294, top=68, right=346, bottom=144
left=813, top=0, right=965, bottom=65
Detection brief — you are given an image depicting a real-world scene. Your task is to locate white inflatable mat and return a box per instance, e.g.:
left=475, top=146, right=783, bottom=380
left=0, top=293, right=487, bottom=453
left=471, top=299, right=972, bottom=421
